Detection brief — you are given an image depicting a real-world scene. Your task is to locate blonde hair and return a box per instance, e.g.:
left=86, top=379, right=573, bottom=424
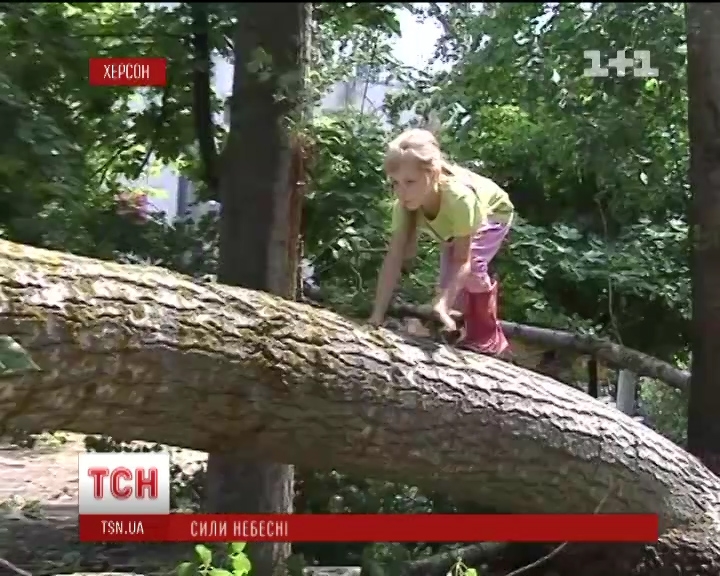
left=384, top=128, right=456, bottom=177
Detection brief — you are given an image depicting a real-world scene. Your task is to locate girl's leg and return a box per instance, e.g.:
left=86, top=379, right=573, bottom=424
left=465, top=221, right=510, bottom=293
left=461, top=220, right=511, bottom=355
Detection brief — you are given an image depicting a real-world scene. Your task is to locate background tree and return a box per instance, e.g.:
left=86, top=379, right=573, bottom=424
left=204, top=5, right=310, bottom=576
left=687, top=2, right=720, bottom=474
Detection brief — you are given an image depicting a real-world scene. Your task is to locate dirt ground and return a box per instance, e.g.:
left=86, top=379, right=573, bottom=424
left=0, top=432, right=207, bottom=576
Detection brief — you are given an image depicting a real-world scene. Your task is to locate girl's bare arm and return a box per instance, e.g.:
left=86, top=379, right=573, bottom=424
left=401, top=224, right=418, bottom=272
left=370, top=213, right=417, bottom=324
left=404, top=224, right=417, bottom=261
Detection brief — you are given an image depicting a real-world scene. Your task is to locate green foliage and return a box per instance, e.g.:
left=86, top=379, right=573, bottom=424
left=177, top=543, right=252, bottom=576
left=449, top=559, right=479, bottom=576
left=0, top=2, right=230, bottom=251
left=305, top=112, right=396, bottom=311
left=640, top=379, right=688, bottom=446
left=310, top=3, right=408, bottom=104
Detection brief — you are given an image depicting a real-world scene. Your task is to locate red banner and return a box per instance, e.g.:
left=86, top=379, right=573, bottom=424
left=79, top=513, right=658, bottom=543
left=88, top=57, right=167, bottom=87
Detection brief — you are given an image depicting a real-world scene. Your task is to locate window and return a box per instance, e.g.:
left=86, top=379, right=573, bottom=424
left=223, top=98, right=231, bottom=127
left=176, top=176, right=195, bottom=217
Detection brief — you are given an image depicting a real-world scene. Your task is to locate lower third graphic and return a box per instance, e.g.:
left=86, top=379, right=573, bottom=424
left=583, top=49, right=659, bottom=78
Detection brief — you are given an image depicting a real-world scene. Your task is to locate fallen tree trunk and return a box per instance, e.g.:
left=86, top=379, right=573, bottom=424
left=0, top=240, right=718, bottom=574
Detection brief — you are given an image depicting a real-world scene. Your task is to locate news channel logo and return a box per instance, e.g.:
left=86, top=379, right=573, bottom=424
left=583, top=49, right=659, bottom=79
left=78, top=452, right=171, bottom=514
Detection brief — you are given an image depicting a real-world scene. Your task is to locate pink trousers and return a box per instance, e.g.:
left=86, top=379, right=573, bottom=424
left=438, top=220, right=511, bottom=302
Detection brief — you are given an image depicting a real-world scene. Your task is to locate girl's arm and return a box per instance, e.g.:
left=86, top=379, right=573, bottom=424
left=433, top=235, right=472, bottom=326
left=369, top=213, right=417, bottom=325
left=402, top=224, right=418, bottom=272
left=404, top=225, right=417, bottom=261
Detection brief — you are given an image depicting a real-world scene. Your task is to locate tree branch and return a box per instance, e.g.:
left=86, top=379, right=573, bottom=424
left=191, top=2, right=219, bottom=195
left=0, top=556, right=31, bottom=576
left=93, top=82, right=172, bottom=187
left=399, top=542, right=508, bottom=576
left=133, top=81, right=173, bottom=181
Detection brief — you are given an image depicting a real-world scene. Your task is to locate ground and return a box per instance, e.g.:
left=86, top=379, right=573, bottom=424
left=0, top=432, right=206, bottom=576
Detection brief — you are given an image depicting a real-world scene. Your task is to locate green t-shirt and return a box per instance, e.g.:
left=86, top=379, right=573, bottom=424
left=390, top=171, right=513, bottom=241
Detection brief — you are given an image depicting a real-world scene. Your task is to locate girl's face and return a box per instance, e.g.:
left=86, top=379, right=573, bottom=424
left=388, top=160, right=435, bottom=211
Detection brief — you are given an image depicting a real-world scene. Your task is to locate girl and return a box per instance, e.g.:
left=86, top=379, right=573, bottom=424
left=368, top=129, right=514, bottom=355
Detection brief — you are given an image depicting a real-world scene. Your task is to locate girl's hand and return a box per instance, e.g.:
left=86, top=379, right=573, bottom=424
left=432, top=299, right=457, bottom=333
left=367, top=314, right=385, bottom=328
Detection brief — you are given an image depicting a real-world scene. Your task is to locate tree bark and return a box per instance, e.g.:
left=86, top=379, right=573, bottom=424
left=0, top=239, right=719, bottom=573
left=206, top=4, right=309, bottom=576
left=687, top=3, right=720, bottom=477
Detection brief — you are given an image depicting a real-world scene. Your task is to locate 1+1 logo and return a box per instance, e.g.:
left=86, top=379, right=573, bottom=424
left=583, top=49, right=659, bottom=78
left=79, top=452, right=171, bottom=514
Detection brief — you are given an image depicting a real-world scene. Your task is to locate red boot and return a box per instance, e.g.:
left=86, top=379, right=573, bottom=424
left=460, top=280, right=509, bottom=355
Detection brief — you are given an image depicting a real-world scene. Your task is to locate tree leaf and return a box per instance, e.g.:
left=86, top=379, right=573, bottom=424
left=195, top=544, right=213, bottom=567
left=177, top=562, right=197, bottom=576
left=231, top=555, right=252, bottom=576
left=228, top=542, right=247, bottom=554
left=0, top=336, right=41, bottom=375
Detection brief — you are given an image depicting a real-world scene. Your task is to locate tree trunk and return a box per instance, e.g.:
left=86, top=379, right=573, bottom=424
left=205, top=4, right=309, bottom=576
left=687, top=2, right=720, bottom=476
left=0, top=239, right=719, bottom=574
